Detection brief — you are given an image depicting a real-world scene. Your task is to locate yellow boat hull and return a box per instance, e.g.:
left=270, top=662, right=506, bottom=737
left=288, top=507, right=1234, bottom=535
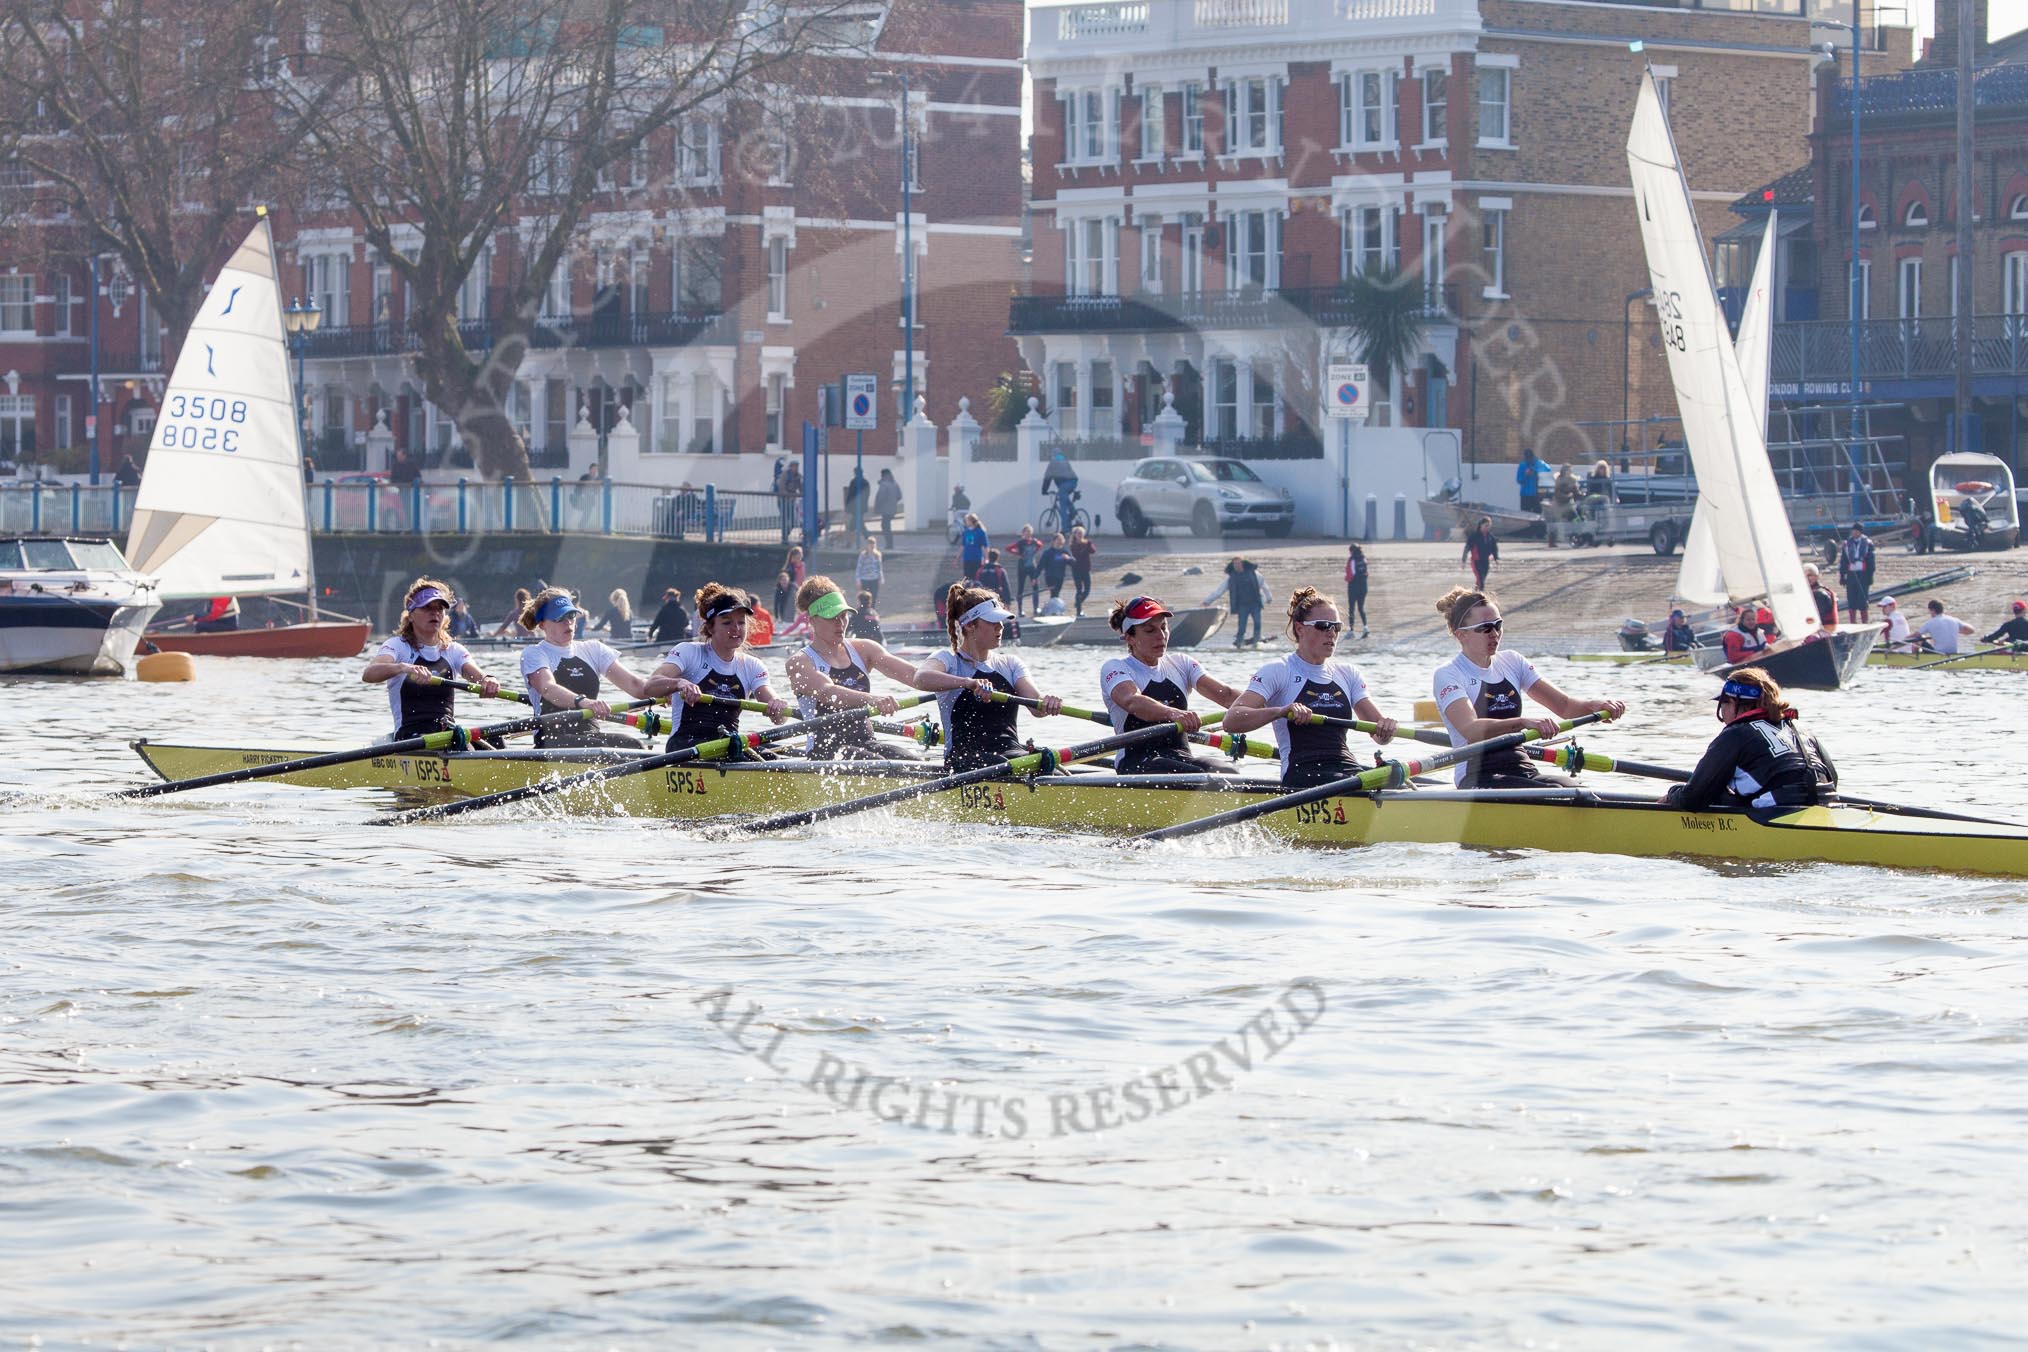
left=1569, top=648, right=2028, bottom=671
left=129, top=741, right=2028, bottom=876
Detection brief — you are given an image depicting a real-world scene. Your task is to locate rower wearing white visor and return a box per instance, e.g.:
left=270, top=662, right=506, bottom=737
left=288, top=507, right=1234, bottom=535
left=517, top=585, right=656, bottom=749
left=784, top=575, right=927, bottom=760
left=361, top=576, right=502, bottom=741
left=1223, top=587, right=1398, bottom=787
left=645, top=583, right=789, bottom=753
left=1098, top=595, right=1240, bottom=774
left=914, top=581, right=1064, bottom=771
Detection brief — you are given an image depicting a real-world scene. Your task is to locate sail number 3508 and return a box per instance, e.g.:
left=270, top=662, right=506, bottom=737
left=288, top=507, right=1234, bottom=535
left=158, top=395, right=249, bottom=452
left=1654, top=291, right=1688, bottom=353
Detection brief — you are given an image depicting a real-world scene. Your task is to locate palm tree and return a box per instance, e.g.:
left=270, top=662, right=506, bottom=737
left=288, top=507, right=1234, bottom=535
left=1341, top=267, right=1430, bottom=417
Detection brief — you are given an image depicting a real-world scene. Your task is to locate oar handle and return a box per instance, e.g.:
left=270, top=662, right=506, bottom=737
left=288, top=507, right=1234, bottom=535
left=989, top=690, right=1251, bottom=753
left=1292, top=711, right=1451, bottom=749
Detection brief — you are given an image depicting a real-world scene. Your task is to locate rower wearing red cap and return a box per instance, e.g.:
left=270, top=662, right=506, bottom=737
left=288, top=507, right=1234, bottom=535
left=1222, top=587, right=1399, bottom=788
left=361, top=576, right=502, bottom=741
left=1098, top=595, right=1241, bottom=775
left=1982, top=599, right=2028, bottom=648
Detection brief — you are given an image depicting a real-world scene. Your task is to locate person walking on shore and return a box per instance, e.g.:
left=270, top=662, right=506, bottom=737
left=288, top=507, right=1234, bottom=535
left=1038, top=532, right=1073, bottom=609
left=855, top=537, right=885, bottom=606
left=959, top=513, right=989, bottom=581
left=874, top=468, right=903, bottom=550
left=1344, top=543, right=1370, bottom=638
left=777, top=460, right=802, bottom=545
left=1207, top=555, right=1265, bottom=647
left=1462, top=517, right=1498, bottom=590
left=1068, top=525, right=1096, bottom=619
left=1006, top=524, right=1041, bottom=616
left=1515, top=449, right=1547, bottom=518
left=1837, top=523, right=1875, bottom=625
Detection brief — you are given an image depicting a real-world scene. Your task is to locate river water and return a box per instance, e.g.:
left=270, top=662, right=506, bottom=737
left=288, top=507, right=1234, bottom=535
left=4, top=642, right=2026, bottom=1349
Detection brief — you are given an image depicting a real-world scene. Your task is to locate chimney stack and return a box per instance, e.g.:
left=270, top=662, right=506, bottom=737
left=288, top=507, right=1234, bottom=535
left=1928, top=0, right=1988, bottom=66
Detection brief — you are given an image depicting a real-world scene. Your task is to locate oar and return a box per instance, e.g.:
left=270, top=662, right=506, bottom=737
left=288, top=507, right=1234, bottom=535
left=989, top=692, right=1275, bottom=761
left=1908, top=644, right=2011, bottom=671
left=1134, top=713, right=1609, bottom=843
left=1280, top=711, right=1453, bottom=749
left=420, top=677, right=677, bottom=734
left=737, top=722, right=1189, bottom=834
left=118, top=706, right=627, bottom=800
left=371, top=707, right=881, bottom=825
left=1635, top=649, right=1695, bottom=666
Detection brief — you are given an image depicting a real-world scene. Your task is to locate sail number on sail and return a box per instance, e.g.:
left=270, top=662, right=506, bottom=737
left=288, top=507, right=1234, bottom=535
left=158, top=395, right=249, bottom=452
left=1655, top=290, right=1687, bottom=353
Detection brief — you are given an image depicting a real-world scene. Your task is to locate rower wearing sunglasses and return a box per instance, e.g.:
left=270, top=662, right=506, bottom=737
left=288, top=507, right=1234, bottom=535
left=1432, top=586, right=1626, bottom=789
left=1099, top=595, right=1241, bottom=775
left=1222, top=587, right=1400, bottom=788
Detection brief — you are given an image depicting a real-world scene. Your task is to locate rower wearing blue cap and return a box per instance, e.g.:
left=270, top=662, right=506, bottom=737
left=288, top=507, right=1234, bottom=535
left=518, top=585, right=657, bottom=749
left=1663, top=667, right=1837, bottom=812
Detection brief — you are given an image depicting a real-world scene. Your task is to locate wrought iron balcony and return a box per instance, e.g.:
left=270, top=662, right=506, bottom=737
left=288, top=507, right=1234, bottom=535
left=1771, top=313, right=2028, bottom=389
left=304, top=309, right=731, bottom=360
left=1009, top=283, right=1458, bottom=335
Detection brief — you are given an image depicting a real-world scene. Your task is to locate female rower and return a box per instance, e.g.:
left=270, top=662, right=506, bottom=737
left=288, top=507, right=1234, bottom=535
left=914, top=582, right=1064, bottom=771
left=1098, top=595, right=1240, bottom=774
left=784, top=576, right=926, bottom=760
left=645, top=583, right=790, bottom=753
left=1222, top=588, right=1398, bottom=788
left=362, top=578, right=502, bottom=740
left=517, top=586, right=655, bottom=749
left=1662, top=668, right=1836, bottom=812
left=1432, top=586, right=1626, bottom=789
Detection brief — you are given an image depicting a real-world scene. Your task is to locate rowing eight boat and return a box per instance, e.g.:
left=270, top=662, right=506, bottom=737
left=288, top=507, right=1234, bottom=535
left=129, top=741, right=2028, bottom=876
left=1568, top=647, right=2028, bottom=671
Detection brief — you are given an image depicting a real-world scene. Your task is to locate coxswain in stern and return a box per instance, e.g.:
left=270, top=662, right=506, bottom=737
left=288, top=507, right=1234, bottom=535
left=360, top=578, right=503, bottom=744
left=645, top=584, right=789, bottom=754
left=784, top=576, right=927, bottom=760
left=1099, top=595, right=1241, bottom=774
left=912, top=582, right=1063, bottom=772
left=1431, top=586, right=1626, bottom=790
left=1663, top=668, right=1837, bottom=812
left=516, top=586, right=655, bottom=750
left=1221, top=588, right=1398, bottom=788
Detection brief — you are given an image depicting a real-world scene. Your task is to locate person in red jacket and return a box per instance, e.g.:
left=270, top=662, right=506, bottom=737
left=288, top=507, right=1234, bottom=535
left=1719, top=607, right=1767, bottom=665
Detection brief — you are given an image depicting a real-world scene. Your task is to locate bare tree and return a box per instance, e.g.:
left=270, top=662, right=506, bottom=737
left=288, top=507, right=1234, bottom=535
left=285, top=0, right=926, bottom=481
left=0, top=1, right=324, bottom=351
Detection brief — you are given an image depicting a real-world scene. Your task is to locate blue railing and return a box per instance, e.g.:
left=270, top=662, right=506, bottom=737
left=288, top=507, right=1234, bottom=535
left=1831, top=64, right=2028, bottom=120
left=0, top=481, right=798, bottom=544
left=1772, top=313, right=2028, bottom=387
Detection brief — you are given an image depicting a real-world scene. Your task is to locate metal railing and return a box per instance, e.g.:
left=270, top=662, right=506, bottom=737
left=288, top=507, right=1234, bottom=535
left=304, top=309, right=731, bottom=360
left=1831, top=64, right=2028, bottom=120
left=1772, top=313, right=2028, bottom=385
left=1010, top=282, right=1460, bottom=334
left=1046, top=435, right=1149, bottom=461
left=1196, top=428, right=1323, bottom=459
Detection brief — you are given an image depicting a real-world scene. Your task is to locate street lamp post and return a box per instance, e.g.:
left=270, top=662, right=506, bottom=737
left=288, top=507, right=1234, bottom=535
left=282, top=295, right=322, bottom=462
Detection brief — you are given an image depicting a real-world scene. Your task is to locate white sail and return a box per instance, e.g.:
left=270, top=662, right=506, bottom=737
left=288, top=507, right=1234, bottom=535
left=1675, top=212, right=1776, bottom=610
left=1627, top=73, right=1815, bottom=640
left=128, top=218, right=311, bottom=602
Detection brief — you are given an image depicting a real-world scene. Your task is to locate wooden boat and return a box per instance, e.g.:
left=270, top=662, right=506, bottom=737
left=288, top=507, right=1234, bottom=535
left=145, top=619, right=370, bottom=659
left=1416, top=498, right=1542, bottom=541
left=128, top=742, right=2028, bottom=876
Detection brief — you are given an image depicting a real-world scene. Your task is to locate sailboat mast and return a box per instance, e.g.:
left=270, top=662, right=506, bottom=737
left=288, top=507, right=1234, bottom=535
left=267, top=213, right=323, bottom=622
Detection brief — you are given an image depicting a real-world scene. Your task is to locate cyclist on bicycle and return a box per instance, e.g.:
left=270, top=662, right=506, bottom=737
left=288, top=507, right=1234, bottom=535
left=1042, top=449, right=1079, bottom=535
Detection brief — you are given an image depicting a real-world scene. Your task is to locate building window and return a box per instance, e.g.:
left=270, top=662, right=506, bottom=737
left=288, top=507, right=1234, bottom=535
left=1422, top=209, right=1448, bottom=306
left=1054, top=361, right=1077, bottom=417
left=1481, top=206, right=1508, bottom=297
left=0, top=394, right=35, bottom=460
left=0, top=274, right=33, bottom=333
left=1225, top=77, right=1274, bottom=154
left=1897, top=256, right=1920, bottom=325
left=1181, top=82, right=1205, bottom=154
left=52, top=273, right=71, bottom=336
left=1477, top=66, right=1511, bottom=146
left=1343, top=206, right=1396, bottom=278
left=1067, top=216, right=1112, bottom=296
left=765, top=373, right=785, bottom=450
left=1249, top=362, right=1275, bottom=439
left=1139, top=218, right=1163, bottom=294
left=1140, top=85, right=1164, bottom=160
left=1066, top=88, right=1112, bottom=164
left=1181, top=215, right=1206, bottom=293
left=2011, top=194, right=2028, bottom=221
left=538, top=254, right=569, bottom=321
left=54, top=394, right=72, bottom=449
left=1343, top=70, right=1392, bottom=150
left=767, top=236, right=789, bottom=321
left=1212, top=359, right=1238, bottom=440
left=306, top=254, right=349, bottom=326
left=1091, top=359, right=1115, bottom=432
left=678, top=118, right=720, bottom=185
left=1228, top=210, right=1276, bottom=292
left=1857, top=202, right=1876, bottom=230
left=1422, top=68, right=1447, bottom=144
left=1853, top=258, right=1872, bottom=320
left=1904, top=200, right=1929, bottom=228
left=678, top=236, right=722, bottom=311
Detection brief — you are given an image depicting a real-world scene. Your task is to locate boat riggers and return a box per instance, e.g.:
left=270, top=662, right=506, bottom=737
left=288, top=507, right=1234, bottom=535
left=420, top=676, right=676, bottom=735
left=118, top=703, right=651, bottom=800
left=988, top=691, right=1277, bottom=762
left=736, top=722, right=1192, bottom=834
left=373, top=700, right=922, bottom=825
left=1135, top=713, right=1611, bottom=843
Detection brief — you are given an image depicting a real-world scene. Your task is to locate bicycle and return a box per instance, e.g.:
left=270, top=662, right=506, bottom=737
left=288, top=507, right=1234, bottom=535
left=1039, top=489, right=1092, bottom=536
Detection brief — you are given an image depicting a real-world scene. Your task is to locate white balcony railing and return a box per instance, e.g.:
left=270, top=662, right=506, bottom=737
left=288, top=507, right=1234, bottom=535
left=1057, top=2, right=1150, bottom=40
left=1194, top=0, right=1288, bottom=26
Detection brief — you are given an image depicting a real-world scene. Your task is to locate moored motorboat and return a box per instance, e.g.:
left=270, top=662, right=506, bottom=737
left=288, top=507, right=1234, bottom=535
left=129, top=741, right=2028, bottom=876
left=1690, top=628, right=1878, bottom=690
left=1, top=536, right=161, bottom=675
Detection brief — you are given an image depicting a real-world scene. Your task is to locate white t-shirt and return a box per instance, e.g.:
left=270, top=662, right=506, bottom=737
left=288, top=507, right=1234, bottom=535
left=1432, top=649, right=1542, bottom=786
left=374, top=636, right=472, bottom=727
left=1882, top=611, right=1912, bottom=644
left=923, top=648, right=1029, bottom=738
left=519, top=639, right=619, bottom=710
left=1244, top=654, right=1371, bottom=776
left=658, top=641, right=773, bottom=737
left=1100, top=652, right=1206, bottom=766
left=1918, top=614, right=1968, bottom=655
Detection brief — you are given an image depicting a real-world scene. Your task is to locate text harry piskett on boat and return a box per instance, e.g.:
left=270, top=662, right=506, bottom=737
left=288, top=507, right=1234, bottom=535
left=784, top=576, right=926, bottom=761
left=1431, top=587, right=1626, bottom=790
left=1097, top=596, right=1240, bottom=776
left=1222, top=589, right=1398, bottom=789
left=1663, top=669, right=1836, bottom=813
left=912, top=583, right=1062, bottom=771
left=517, top=587, right=655, bottom=751
left=644, top=585, right=789, bottom=754
left=360, top=579, right=502, bottom=740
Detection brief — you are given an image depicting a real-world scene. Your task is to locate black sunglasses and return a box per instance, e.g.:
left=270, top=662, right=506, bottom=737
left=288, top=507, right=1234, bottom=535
left=1298, top=619, right=1343, bottom=633
left=1461, top=619, right=1504, bottom=634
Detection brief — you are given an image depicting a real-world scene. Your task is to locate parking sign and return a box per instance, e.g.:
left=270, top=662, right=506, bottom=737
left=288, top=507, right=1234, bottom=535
left=844, top=374, right=878, bottom=431
left=1327, top=364, right=1368, bottom=421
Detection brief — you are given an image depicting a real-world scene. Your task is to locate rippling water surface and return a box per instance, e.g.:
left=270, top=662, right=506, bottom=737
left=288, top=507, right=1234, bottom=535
left=4, top=643, right=2027, bottom=1349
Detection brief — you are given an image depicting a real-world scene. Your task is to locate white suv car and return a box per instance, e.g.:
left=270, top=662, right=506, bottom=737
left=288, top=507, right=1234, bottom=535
left=1114, top=457, right=1295, bottom=538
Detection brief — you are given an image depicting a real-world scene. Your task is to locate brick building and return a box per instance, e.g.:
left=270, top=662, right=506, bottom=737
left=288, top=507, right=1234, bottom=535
left=1017, top=0, right=1911, bottom=489
left=0, top=0, right=1024, bottom=490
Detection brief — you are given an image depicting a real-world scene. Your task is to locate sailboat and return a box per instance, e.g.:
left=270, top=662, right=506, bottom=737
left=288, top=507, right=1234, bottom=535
left=128, top=214, right=369, bottom=659
left=1625, top=68, right=1874, bottom=690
